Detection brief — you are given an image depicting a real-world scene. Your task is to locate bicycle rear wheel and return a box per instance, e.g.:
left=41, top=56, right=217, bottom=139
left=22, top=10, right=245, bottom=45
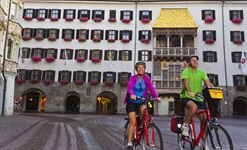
left=141, top=123, right=163, bottom=150
left=205, top=124, right=233, bottom=150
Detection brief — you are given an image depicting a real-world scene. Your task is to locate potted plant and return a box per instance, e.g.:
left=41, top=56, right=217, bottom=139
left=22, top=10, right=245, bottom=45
left=236, top=85, right=246, bottom=91
left=93, top=18, right=102, bottom=22
left=233, top=39, right=243, bottom=44
left=205, top=39, right=215, bottom=44
left=76, top=57, right=86, bottom=62
left=34, top=36, right=44, bottom=41
left=50, top=17, right=59, bottom=21
left=77, top=38, right=86, bottom=42
left=104, top=81, right=114, bottom=86
left=141, top=18, right=150, bottom=23
left=232, top=18, right=243, bottom=24
left=74, top=80, right=84, bottom=85
left=59, top=79, right=69, bottom=85
left=141, top=39, right=149, bottom=43
left=37, top=17, right=45, bottom=21
left=122, top=18, right=131, bottom=23
left=16, top=78, right=26, bottom=84
left=45, top=57, right=55, bottom=62
left=89, top=80, right=99, bottom=85
left=91, top=58, right=101, bottom=63
left=43, top=79, right=54, bottom=85
left=108, top=18, right=117, bottom=22
left=65, top=18, right=73, bottom=21
left=22, top=36, right=31, bottom=41
left=29, top=79, right=40, bottom=83
left=93, top=38, right=101, bottom=42
left=24, top=16, right=33, bottom=21
left=31, top=56, right=42, bottom=62
left=64, top=37, right=72, bottom=41
left=205, top=17, right=214, bottom=23
left=79, top=17, right=88, bottom=22
left=48, top=37, right=57, bottom=41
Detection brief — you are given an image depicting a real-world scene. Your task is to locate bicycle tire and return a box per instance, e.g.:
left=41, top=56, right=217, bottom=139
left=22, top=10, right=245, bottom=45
left=141, top=123, right=163, bottom=150
left=124, top=120, right=136, bottom=150
left=205, top=124, right=234, bottom=150
left=177, top=124, right=194, bottom=150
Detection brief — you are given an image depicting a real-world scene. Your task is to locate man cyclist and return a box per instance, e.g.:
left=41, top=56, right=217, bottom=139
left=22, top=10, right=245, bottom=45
left=180, top=55, right=214, bottom=149
left=124, top=62, right=160, bottom=150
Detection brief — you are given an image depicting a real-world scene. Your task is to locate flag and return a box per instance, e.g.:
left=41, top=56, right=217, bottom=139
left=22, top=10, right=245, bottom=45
left=109, top=50, right=112, bottom=69
left=240, top=52, right=247, bottom=74
left=64, top=49, right=68, bottom=67
left=18, top=49, right=23, bottom=69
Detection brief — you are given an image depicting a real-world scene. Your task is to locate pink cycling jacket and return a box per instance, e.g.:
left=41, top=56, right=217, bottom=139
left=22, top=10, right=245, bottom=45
left=123, top=74, right=158, bottom=105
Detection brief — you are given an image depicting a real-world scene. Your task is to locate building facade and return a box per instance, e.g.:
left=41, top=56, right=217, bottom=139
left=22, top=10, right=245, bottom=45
left=13, top=0, right=247, bottom=116
left=0, top=0, right=24, bottom=115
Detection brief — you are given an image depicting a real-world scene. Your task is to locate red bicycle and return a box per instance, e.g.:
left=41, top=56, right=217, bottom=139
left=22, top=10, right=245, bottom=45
left=177, top=87, right=233, bottom=150
left=124, top=96, right=163, bottom=150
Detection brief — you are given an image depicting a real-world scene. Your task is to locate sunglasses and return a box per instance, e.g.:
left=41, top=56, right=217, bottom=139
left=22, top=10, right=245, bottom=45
left=139, top=83, right=142, bottom=90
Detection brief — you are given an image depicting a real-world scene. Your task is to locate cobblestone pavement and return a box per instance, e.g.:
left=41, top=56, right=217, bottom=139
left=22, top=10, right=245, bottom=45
left=0, top=113, right=246, bottom=150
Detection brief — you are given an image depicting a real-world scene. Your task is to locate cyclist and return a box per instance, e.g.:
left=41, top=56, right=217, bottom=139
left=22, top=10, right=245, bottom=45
left=180, top=55, right=214, bottom=149
left=123, top=62, right=160, bottom=150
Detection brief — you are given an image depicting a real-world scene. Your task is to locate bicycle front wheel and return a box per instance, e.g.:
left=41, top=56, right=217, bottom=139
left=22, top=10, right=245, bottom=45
left=141, top=123, right=163, bottom=150
left=206, top=124, right=233, bottom=150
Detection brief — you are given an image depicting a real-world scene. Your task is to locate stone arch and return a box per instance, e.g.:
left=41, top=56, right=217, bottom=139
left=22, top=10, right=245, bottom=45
left=20, top=88, right=46, bottom=112
left=65, top=91, right=80, bottom=113
left=96, top=91, right=118, bottom=114
left=233, top=96, right=247, bottom=116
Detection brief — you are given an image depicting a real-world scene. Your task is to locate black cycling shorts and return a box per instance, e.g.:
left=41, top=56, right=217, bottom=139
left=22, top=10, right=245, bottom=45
left=181, top=98, right=205, bottom=110
left=126, top=101, right=144, bottom=114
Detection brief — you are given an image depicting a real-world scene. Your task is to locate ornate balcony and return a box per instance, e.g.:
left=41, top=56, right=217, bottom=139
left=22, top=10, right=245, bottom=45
left=153, top=47, right=197, bottom=59
left=153, top=80, right=182, bottom=89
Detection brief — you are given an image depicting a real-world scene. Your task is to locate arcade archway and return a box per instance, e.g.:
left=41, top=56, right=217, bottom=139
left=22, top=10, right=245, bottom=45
left=233, top=97, right=247, bottom=116
left=96, top=91, right=117, bottom=114
left=65, top=92, right=80, bottom=113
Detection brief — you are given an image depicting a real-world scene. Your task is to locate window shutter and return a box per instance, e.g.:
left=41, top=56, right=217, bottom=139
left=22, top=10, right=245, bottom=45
left=92, top=10, right=95, bottom=19
left=119, top=51, right=122, bottom=60
left=69, top=71, right=72, bottom=82
left=72, top=30, right=75, bottom=39
left=138, top=51, right=142, bottom=61
left=62, top=29, right=65, bottom=38
left=240, top=10, right=243, bottom=19
left=233, top=75, right=237, bottom=86
left=130, top=11, right=133, bottom=20
left=76, top=29, right=79, bottom=39
left=87, top=10, right=90, bottom=18
left=78, top=10, right=81, bottom=19
left=138, top=30, right=142, bottom=40
left=230, top=31, right=234, bottom=41
left=120, top=11, right=123, bottom=20
left=113, top=72, right=116, bottom=82
left=45, top=9, right=48, bottom=18
left=85, top=50, right=88, bottom=59
left=244, top=75, right=247, bottom=86
left=73, top=71, right=76, bottom=81
left=139, top=11, right=142, bottom=20
left=63, top=9, right=67, bottom=19
left=58, top=9, right=61, bottom=19
left=148, top=51, right=152, bottom=61
left=31, top=29, right=34, bottom=38
left=44, top=49, right=47, bottom=58
left=52, top=71, right=55, bottom=80
left=202, top=10, right=205, bottom=20
left=101, top=30, right=104, bottom=39
left=75, top=50, right=78, bottom=59
left=88, top=72, right=91, bottom=82
left=129, top=51, right=132, bottom=61
left=43, top=29, right=47, bottom=38
left=229, top=10, right=233, bottom=20
left=23, top=9, right=27, bottom=18
left=102, top=10, right=105, bottom=20
left=213, top=10, right=215, bottom=19
left=38, top=70, right=42, bottom=80
left=83, top=72, right=86, bottom=81
left=26, top=70, right=31, bottom=80
left=114, top=50, right=117, bottom=60
left=103, top=72, right=106, bottom=82
left=104, top=50, right=108, bottom=60
left=128, top=73, right=131, bottom=81
left=120, top=31, right=122, bottom=40
left=202, top=31, right=206, bottom=41
left=213, top=31, right=216, bottom=41
left=33, top=29, right=37, bottom=37
left=215, top=74, right=219, bottom=86
left=149, top=11, right=152, bottom=20
left=241, top=32, right=245, bottom=41
left=73, top=10, right=76, bottom=19
left=231, top=52, right=235, bottom=62
left=99, top=50, right=103, bottom=59
left=31, top=48, right=35, bottom=57
left=89, top=50, right=93, bottom=59
left=105, top=30, right=109, bottom=40
left=42, top=71, right=45, bottom=80
left=115, top=30, right=118, bottom=40
left=203, top=51, right=206, bottom=62
left=98, top=72, right=101, bottom=82
left=129, top=31, right=132, bottom=40
left=91, top=30, right=94, bottom=40
left=214, top=52, right=217, bottom=62
left=33, top=9, right=38, bottom=18
left=118, top=72, right=121, bottom=83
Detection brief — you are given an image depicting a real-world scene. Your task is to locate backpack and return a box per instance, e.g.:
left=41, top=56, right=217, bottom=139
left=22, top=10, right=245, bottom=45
left=170, top=114, right=184, bottom=133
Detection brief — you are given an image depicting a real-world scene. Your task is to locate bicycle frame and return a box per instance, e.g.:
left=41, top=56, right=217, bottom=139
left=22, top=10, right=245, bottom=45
left=187, top=97, right=212, bottom=147
left=134, top=98, right=155, bottom=146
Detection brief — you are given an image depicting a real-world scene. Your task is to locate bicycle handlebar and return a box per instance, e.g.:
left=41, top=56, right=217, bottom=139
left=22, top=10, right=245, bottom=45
left=136, top=96, right=158, bottom=101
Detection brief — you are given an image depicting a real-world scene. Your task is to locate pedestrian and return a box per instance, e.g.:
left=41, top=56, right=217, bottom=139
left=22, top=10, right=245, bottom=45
left=180, top=55, right=214, bottom=149
left=124, top=62, right=160, bottom=150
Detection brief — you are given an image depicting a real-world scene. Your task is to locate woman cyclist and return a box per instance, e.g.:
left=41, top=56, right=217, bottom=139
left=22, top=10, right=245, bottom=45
left=124, top=62, right=160, bottom=150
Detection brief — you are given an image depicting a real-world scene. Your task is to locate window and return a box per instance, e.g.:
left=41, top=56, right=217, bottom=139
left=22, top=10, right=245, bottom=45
left=118, top=72, right=130, bottom=83
left=78, top=9, right=90, bottom=19
left=203, top=51, right=217, bottom=62
left=34, top=29, right=45, bottom=40
left=88, top=71, right=101, bottom=83
left=230, top=31, right=245, bottom=44
left=91, top=30, right=103, bottom=40
left=37, top=9, right=47, bottom=19
left=31, top=70, right=41, bottom=80
left=231, top=52, right=242, bottom=63
left=43, top=70, right=55, bottom=80
left=90, top=49, right=102, bottom=59
left=59, top=71, right=71, bottom=81
left=169, top=101, right=174, bottom=110
left=76, top=29, right=89, bottom=40
left=75, top=49, right=88, bottom=59
left=104, top=50, right=117, bottom=61
left=202, top=10, right=215, bottom=22
left=64, top=9, right=75, bottom=20
left=31, top=48, right=43, bottom=57
left=60, top=49, right=73, bottom=60
left=119, top=50, right=132, bottom=61
left=22, top=28, right=32, bottom=39
left=103, top=72, right=115, bottom=83
left=138, top=50, right=151, bottom=61
left=120, top=30, right=132, bottom=41
left=230, top=10, right=243, bottom=20
left=105, top=30, right=118, bottom=41
left=17, top=69, right=26, bottom=80
left=10, top=3, right=18, bottom=20
left=45, top=48, right=57, bottom=58
left=23, top=9, right=34, bottom=19
left=73, top=71, right=86, bottom=81
left=92, top=10, right=104, bottom=20
left=7, top=39, right=13, bottom=59
left=49, top=9, right=61, bottom=20
left=22, top=48, right=30, bottom=58
left=203, top=30, right=216, bottom=43
left=121, top=10, right=133, bottom=20
left=207, top=74, right=219, bottom=86
left=165, top=65, right=182, bottom=88
left=154, top=61, right=161, bottom=76
left=139, top=10, right=152, bottom=23
left=109, top=10, right=116, bottom=19
left=62, top=29, right=74, bottom=40
left=47, top=29, right=59, bottom=40
left=233, top=75, right=247, bottom=86
left=139, top=30, right=151, bottom=43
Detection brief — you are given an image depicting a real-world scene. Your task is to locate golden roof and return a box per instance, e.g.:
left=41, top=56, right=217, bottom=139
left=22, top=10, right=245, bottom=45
left=153, top=8, right=199, bottom=28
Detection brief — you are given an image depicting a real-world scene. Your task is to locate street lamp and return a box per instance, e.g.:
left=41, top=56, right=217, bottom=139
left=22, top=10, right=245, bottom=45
left=1, top=0, right=12, bottom=115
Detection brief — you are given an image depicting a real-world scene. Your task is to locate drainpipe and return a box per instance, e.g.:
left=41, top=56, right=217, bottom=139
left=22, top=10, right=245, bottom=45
left=133, top=0, right=138, bottom=74
left=221, top=0, right=229, bottom=117
left=2, top=0, right=12, bottom=115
